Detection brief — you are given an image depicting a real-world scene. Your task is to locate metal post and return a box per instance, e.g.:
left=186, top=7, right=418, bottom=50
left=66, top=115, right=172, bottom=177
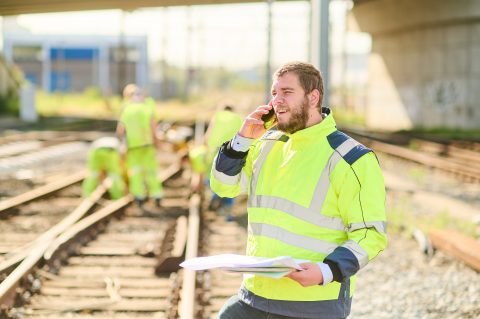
left=184, top=6, right=192, bottom=100
left=265, top=0, right=273, bottom=103
left=309, top=0, right=330, bottom=107
left=319, top=0, right=330, bottom=107
left=98, top=44, right=109, bottom=95
left=160, top=7, right=169, bottom=99
left=118, top=10, right=127, bottom=95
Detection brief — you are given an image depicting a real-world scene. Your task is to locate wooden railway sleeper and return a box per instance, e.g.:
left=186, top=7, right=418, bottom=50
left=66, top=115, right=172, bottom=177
left=165, top=272, right=182, bottom=319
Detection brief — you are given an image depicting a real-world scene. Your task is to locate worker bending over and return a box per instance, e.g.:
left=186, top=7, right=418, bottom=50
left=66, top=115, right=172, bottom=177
left=82, top=136, right=126, bottom=200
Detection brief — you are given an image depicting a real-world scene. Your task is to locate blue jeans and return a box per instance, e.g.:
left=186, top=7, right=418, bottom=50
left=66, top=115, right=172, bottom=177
left=218, top=295, right=345, bottom=319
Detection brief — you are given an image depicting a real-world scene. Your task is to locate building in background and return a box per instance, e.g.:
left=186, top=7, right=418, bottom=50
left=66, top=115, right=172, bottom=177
left=3, top=28, right=147, bottom=95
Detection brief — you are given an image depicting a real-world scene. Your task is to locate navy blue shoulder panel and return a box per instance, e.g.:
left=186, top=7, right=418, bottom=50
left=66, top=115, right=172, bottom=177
left=327, top=131, right=349, bottom=149
left=327, top=130, right=372, bottom=165
left=343, top=144, right=372, bottom=165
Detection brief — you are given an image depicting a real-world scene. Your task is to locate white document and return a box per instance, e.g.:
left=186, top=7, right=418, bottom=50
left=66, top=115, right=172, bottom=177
left=180, top=254, right=306, bottom=272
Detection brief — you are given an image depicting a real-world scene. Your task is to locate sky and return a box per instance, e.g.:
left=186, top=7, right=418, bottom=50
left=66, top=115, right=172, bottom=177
left=9, top=2, right=310, bottom=70
left=1, top=1, right=370, bottom=73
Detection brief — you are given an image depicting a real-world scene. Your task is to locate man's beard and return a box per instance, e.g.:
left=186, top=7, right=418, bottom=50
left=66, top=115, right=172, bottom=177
left=277, top=96, right=309, bottom=134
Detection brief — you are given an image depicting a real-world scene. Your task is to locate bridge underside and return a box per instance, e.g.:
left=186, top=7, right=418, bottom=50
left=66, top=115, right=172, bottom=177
left=0, top=0, right=273, bottom=16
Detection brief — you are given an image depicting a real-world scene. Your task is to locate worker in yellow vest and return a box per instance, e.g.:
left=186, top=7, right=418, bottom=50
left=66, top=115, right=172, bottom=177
left=82, top=136, right=126, bottom=200
left=211, top=62, right=387, bottom=318
left=187, top=143, right=208, bottom=193
left=117, top=84, right=162, bottom=208
left=204, top=105, right=242, bottom=220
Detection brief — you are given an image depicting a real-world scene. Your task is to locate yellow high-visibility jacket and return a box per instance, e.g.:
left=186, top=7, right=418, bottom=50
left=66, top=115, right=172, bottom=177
left=210, top=113, right=387, bottom=318
left=119, top=102, right=154, bottom=149
left=207, top=110, right=242, bottom=150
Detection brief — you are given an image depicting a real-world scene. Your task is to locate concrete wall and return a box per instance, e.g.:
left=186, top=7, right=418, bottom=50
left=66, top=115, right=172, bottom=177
left=351, top=0, right=480, bottom=130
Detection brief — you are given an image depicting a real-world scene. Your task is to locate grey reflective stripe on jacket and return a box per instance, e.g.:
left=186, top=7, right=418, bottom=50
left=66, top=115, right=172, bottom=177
left=249, top=223, right=339, bottom=254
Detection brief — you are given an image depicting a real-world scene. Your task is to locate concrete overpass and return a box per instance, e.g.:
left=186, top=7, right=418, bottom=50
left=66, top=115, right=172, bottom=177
left=351, top=0, right=480, bottom=130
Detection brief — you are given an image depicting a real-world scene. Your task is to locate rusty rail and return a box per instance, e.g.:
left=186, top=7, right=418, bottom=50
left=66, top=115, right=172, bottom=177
left=367, top=140, right=480, bottom=182
left=0, top=170, right=86, bottom=215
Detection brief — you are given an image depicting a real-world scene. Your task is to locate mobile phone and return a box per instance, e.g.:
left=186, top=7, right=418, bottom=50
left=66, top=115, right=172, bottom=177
left=261, top=102, right=276, bottom=129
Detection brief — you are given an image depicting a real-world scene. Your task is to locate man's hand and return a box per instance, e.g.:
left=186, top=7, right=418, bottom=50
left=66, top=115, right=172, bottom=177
left=238, top=104, right=273, bottom=139
left=285, top=262, right=324, bottom=287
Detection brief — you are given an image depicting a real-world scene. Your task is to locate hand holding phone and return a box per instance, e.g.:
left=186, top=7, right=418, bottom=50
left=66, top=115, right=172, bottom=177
left=261, top=100, right=277, bottom=129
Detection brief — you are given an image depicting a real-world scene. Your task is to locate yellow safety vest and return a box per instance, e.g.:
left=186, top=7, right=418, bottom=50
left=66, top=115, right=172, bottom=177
left=207, top=110, right=242, bottom=149
left=119, top=102, right=154, bottom=149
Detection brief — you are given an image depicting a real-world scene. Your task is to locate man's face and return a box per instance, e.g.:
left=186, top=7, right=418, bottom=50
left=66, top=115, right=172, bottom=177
left=271, top=72, right=310, bottom=134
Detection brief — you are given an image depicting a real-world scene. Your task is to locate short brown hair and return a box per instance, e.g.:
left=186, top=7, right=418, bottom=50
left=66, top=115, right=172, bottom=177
left=274, top=61, right=324, bottom=109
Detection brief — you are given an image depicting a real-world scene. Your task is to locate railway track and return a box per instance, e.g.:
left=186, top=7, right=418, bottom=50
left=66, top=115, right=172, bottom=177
left=1, top=158, right=185, bottom=318
left=194, top=209, right=246, bottom=318
left=0, top=131, right=113, bottom=181
left=0, top=172, right=87, bottom=265
left=342, top=128, right=480, bottom=183
left=0, top=123, right=477, bottom=319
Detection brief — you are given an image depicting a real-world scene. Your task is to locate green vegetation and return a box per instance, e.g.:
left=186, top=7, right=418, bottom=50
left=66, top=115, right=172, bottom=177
left=0, top=88, right=19, bottom=115
left=428, top=210, right=478, bottom=238
left=0, top=56, right=22, bottom=115
left=399, top=127, right=480, bottom=141
left=34, top=64, right=266, bottom=122
left=332, top=108, right=366, bottom=127
left=407, top=167, right=427, bottom=185
left=36, top=89, right=123, bottom=119
left=35, top=87, right=264, bottom=124
left=387, top=197, right=477, bottom=238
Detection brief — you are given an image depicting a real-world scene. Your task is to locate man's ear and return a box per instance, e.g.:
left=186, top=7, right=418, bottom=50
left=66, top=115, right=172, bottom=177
left=309, top=89, right=321, bottom=108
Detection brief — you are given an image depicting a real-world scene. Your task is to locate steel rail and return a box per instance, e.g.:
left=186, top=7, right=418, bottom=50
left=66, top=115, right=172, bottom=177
left=179, top=192, right=201, bottom=319
left=342, top=128, right=480, bottom=182
left=410, top=138, right=480, bottom=166
left=368, top=140, right=480, bottom=181
left=44, top=160, right=181, bottom=262
left=0, top=170, right=86, bottom=215
left=0, top=181, right=108, bottom=276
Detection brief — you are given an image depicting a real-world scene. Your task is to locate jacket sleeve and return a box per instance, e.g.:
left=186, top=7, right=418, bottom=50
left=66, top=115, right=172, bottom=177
left=324, top=151, right=388, bottom=282
left=210, top=141, right=253, bottom=198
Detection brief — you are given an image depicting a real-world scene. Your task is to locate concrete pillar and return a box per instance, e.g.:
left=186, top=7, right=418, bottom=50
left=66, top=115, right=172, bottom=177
left=20, top=82, right=38, bottom=122
left=351, top=0, right=480, bottom=130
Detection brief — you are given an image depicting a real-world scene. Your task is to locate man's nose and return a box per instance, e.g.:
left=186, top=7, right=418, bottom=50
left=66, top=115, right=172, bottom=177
left=272, top=95, right=284, bottom=105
